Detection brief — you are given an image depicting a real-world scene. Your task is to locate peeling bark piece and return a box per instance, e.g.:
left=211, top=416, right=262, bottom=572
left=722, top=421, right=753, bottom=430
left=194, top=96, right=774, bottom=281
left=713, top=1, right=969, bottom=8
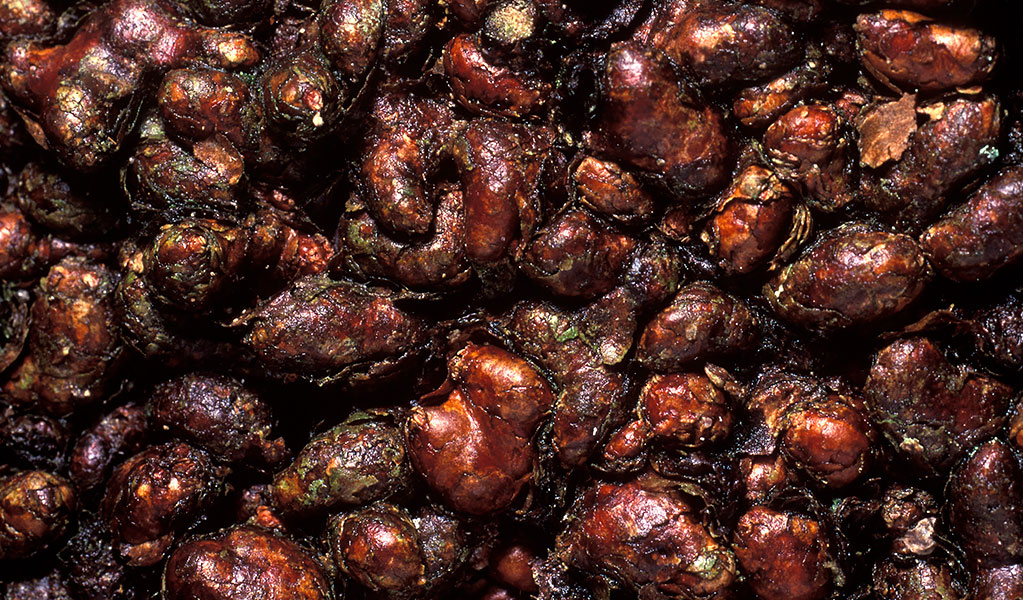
left=858, top=94, right=917, bottom=169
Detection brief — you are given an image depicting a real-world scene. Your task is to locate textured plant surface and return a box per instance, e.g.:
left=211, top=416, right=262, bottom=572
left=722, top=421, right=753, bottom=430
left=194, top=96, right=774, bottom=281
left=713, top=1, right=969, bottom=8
left=2, top=0, right=1023, bottom=599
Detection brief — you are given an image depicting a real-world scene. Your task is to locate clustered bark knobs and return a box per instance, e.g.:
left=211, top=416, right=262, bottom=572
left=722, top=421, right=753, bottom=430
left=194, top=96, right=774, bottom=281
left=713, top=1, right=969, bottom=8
left=1, top=0, right=1023, bottom=598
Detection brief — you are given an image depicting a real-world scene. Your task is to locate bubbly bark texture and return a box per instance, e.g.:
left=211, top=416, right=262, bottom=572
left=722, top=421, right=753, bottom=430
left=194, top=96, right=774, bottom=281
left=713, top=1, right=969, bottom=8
left=4, top=257, right=123, bottom=416
left=651, top=2, right=799, bottom=87
left=148, top=373, right=289, bottom=469
left=0, top=0, right=259, bottom=171
left=595, top=42, right=733, bottom=197
left=702, top=165, right=795, bottom=273
left=241, top=277, right=423, bottom=382
left=638, top=282, right=758, bottom=370
left=272, top=410, right=409, bottom=518
left=922, top=166, right=1023, bottom=282
left=0, top=470, right=76, bottom=558
left=405, top=343, right=553, bottom=515
left=164, top=526, right=334, bottom=600
left=866, top=337, right=1013, bottom=477
left=765, top=224, right=930, bottom=332
left=733, top=507, right=833, bottom=600
left=948, top=440, right=1023, bottom=567
left=100, top=443, right=216, bottom=565
left=861, top=95, right=1001, bottom=228
left=855, top=10, right=997, bottom=92
left=558, top=477, right=737, bottom=598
